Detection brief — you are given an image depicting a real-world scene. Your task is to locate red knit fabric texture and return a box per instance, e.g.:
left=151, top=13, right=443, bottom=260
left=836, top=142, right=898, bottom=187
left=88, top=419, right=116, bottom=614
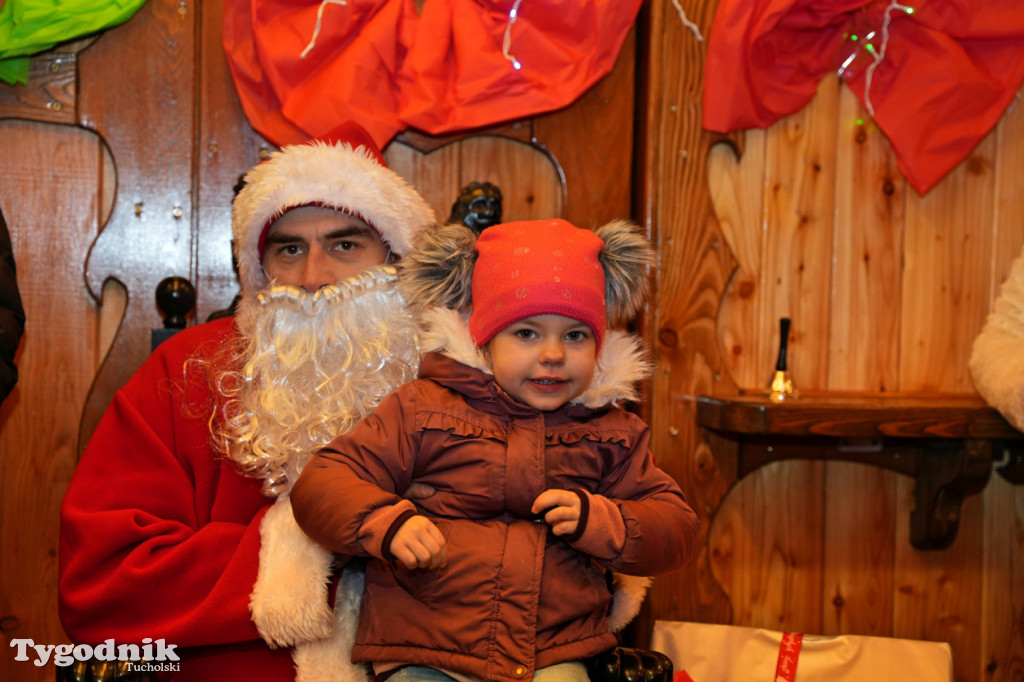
left=469, top=219, right=606, bottom=349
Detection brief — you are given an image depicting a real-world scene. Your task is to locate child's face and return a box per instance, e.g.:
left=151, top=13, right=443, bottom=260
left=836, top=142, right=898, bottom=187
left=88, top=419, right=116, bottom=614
left=485, top=314, right=597, bottom=411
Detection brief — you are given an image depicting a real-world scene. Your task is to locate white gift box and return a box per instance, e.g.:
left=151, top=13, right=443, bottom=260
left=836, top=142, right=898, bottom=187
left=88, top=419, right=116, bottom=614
left=651, top=620, right=953, bottom=682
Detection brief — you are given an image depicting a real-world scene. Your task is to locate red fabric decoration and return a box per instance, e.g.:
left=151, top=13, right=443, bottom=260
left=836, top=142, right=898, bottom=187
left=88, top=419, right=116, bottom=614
left=223, top=0, right=418, bottom=148
left=397, top=0, right=642, bottom=134
left=702, top=0, right=1024, bottom=194
left=222, top=0, right=642, bottom=149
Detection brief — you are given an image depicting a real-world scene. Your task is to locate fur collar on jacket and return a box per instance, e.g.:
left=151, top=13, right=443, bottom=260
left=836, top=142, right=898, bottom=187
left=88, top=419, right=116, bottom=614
left=419, top=306, right=652, bottom=409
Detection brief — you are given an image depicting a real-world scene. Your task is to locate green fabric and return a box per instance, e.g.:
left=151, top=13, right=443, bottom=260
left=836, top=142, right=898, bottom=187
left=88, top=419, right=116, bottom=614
left=0, top=0, right=147, bottom=85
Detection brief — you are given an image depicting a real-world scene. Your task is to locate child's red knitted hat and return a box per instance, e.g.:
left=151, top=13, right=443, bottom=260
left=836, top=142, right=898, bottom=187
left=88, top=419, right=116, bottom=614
left=468, top=219, right=607, bottom=349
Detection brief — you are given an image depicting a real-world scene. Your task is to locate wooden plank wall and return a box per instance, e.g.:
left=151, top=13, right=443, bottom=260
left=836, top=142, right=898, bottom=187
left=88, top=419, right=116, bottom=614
left=638, top=1, right=1024, bottom=681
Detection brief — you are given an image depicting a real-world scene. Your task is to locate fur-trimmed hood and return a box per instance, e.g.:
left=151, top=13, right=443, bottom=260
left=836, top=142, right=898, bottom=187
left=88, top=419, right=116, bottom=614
left=419, top=306, right=652, bottom=409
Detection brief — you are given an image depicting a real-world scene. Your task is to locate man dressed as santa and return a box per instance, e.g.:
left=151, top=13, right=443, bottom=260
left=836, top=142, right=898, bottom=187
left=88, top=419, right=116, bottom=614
left=59, top=122, right=437, bottom=681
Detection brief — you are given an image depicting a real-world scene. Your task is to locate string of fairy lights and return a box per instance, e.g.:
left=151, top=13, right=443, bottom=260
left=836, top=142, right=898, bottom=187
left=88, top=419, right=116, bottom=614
left=838, top=1, right=916, bottom=116
left=297, top=0, right=917, bottom=123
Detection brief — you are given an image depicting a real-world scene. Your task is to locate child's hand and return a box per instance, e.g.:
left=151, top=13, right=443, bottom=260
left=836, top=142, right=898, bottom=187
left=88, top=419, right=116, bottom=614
left=390, top=515, right=447, bottom=570
left=531, top=489, right=581, bottom=536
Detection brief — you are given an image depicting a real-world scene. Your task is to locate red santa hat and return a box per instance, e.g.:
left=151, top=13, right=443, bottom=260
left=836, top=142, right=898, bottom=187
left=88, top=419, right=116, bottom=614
left=231, top=121, right=437, bottom=296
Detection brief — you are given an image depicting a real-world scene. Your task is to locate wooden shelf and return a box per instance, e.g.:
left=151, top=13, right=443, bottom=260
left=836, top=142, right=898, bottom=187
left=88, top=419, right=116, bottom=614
left=696, top=391, right=1024, bottom=550
left=697, top=391, right=1022, bottom=439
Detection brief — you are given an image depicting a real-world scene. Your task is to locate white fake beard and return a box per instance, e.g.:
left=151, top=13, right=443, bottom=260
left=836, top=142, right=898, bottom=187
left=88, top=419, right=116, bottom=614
left=215, top=266, right=421, bottom=497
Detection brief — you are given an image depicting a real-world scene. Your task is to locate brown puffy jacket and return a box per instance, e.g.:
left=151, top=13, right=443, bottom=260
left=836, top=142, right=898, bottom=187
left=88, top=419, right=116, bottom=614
left=292, top=310, right=699, bottom=682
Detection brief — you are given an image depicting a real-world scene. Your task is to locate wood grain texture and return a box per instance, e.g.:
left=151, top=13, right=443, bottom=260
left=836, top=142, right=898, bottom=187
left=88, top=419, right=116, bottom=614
left=194, top=0, right=266, bottom=321
left=710, top=460, right=825, bottom=631
left=76, top=0, right=198, bottom=452
left=826, top=83, right=903, bottom=640
left=639, top=2, right=1024, bottom=681
left=900, top=136, right=996, bottom=393
left=0, top=120, right=103, bottom=682
left=0, top=40, right=88, bottom=125
left=980, top=475, right=1024, bottom=682
left=831, top=85, right=904, bottom=393
left=990, top=88, right=1024, bottom=299
left=709, top=129, right=768, bottom=388
left=762, top=77, right=838, bottom=392
left=639, top=0, right=737, bottom=645
left=894, top=474, right=985, bottom=682
left=823, top=463, right=896, bottom=635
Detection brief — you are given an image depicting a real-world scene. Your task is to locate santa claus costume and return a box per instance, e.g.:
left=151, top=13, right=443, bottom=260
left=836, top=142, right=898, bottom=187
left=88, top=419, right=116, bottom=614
left=59, top=123, right=437, bottom=682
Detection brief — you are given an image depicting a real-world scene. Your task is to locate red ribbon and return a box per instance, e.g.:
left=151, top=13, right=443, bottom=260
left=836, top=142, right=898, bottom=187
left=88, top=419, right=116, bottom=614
left=775, top=632, right=804, bottom=682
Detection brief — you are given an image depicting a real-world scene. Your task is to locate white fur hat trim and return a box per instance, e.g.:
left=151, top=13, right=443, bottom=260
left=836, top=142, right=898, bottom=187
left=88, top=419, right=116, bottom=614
left=233, top=140, right=436, bottom=296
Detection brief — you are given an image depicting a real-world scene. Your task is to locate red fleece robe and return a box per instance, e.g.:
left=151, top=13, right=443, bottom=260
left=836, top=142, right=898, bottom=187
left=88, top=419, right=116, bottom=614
left=58, top=317, right=297, bottom=681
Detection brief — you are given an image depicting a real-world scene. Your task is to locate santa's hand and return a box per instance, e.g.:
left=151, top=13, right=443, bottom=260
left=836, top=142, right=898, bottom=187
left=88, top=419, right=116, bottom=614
left=532, top=489, right=581, bottom=536
left=390, top=515, right=447, bottom=570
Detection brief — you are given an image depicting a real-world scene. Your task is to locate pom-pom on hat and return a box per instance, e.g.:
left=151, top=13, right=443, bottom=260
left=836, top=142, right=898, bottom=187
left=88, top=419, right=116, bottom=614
left=232, top=121, right=437, bottom=297
left=469, top=219, right=608, bottom=349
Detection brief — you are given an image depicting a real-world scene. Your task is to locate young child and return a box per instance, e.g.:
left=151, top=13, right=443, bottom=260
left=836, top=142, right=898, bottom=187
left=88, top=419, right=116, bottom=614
left=290, top=218, right=699, bottom=682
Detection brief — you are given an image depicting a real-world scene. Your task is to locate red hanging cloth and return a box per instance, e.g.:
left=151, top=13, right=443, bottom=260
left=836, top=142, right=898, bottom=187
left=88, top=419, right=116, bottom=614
left=397, top=0, right=642, bottom=134
left=223, top=0, right=418, bottom=148
left=702, top=0, right=1024, bottom=194
left=222, top=0, right=642, bottom=149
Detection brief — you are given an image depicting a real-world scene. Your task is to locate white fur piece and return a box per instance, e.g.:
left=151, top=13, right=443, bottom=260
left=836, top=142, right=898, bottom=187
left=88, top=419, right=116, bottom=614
left=970, top=245, right=1024, bottom=433
left=250, top=497, right=336, bottom=647
left=580, top=331, right=652, bottom=409
left=420, top=307, right=488, bottom=369
left=607, top=573, right=651, bottom=632
left=293, top=566, right=370, bottom=682
left=232, top=140, right=437, bottom=300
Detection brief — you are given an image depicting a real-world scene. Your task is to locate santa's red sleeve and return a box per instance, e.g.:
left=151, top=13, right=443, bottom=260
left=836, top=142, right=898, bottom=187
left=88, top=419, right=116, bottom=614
left=58, top=319, right=272, bottom=651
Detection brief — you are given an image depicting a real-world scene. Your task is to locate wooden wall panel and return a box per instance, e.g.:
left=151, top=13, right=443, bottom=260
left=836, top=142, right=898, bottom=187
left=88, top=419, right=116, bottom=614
left=822, top=462, right=897, bottom=636
left=824, top=85, right=902, bottom=639
left=710, top=461, right=825, bottom=631
left=762, top=77, right=838, bottom=391
left=991, top=97, right=1024, bottom=303
left=639, top=1, right=1024, bottom=682
left=0, top=121, right=104, bottom=678
left=639, top=0, right=738, bottom=645
left=893, top=482, right=985, bottom=682
left=709, top=129, right=767, bottom=389
left=900, top=137, right=996, bottom=393
left=387, top=135, right=563, bottom=224
left=195, top=0, right=267, bottom=321
left=76, top=0, right=198, bottom=450
left=830, top=85, right=904, bottom=393
left=981, top=475, right=1024, bottom=681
